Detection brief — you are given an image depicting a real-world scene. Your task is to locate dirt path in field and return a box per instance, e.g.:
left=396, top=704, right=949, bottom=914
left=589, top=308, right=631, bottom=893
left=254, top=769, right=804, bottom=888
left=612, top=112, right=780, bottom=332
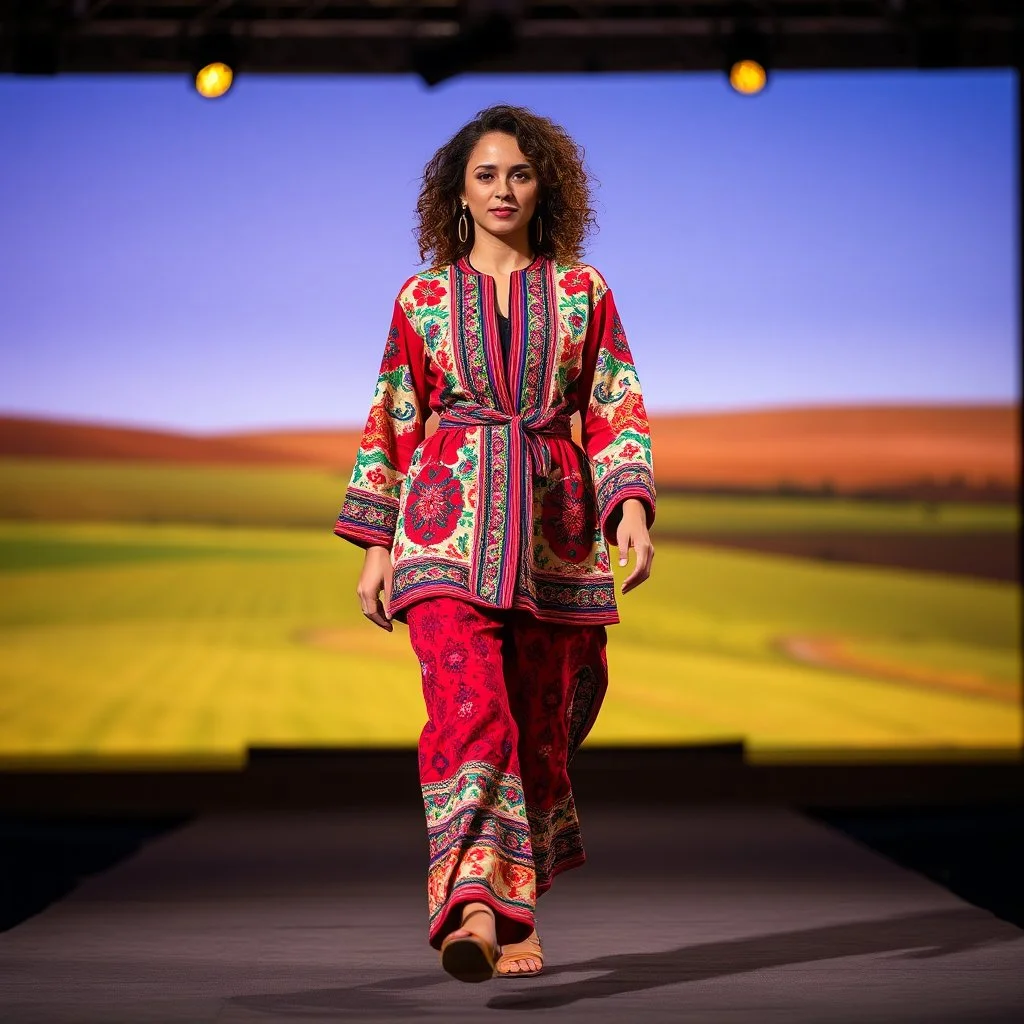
left=776, top=635, right=1019, bottom=704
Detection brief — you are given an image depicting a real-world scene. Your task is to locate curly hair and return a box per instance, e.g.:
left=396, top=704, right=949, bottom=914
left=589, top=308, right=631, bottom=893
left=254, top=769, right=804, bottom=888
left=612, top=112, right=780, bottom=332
left=415, top=104, right=597, bottom=268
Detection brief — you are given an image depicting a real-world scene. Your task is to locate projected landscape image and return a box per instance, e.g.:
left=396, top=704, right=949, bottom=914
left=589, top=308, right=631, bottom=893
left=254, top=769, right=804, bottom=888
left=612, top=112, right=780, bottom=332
left=0, top=71, right=1018, bottom=764
left=0, top=401, right=1017, bottom=765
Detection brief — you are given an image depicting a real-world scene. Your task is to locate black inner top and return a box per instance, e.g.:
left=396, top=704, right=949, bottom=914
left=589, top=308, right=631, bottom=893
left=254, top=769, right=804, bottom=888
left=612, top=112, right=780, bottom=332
left=496, top=307, right=511, bottom=365
left=466, top=258, right=514, bottom=368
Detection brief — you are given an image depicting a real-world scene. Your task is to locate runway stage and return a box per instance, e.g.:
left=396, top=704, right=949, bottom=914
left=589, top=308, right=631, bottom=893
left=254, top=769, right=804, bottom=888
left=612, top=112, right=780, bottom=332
left=1, top=805, right=1022, bottom=1024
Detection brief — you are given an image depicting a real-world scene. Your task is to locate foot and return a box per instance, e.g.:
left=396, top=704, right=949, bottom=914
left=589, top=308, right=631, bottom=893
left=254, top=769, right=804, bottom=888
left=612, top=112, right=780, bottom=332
left=446, top=902, right=497, bottom=948
left=496, top=928, right=543, bottom=976
left=439, top=902, right=498, bottom=983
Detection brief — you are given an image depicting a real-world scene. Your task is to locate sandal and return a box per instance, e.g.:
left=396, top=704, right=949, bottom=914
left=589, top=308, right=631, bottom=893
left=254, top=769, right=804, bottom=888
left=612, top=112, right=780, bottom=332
left=495, top=932, right=544, bottom=977
left=439, top=906, right=498, bottom=983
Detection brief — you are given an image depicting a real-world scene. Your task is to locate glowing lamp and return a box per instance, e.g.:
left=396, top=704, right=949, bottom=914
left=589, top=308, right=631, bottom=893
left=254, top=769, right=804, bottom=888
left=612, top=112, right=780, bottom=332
left=191, top=32, right=238, bottom=99
left=729, top=58, right=767, bottom=95
left=195, top=60, right=234, bottom=99
left=724, top=22, right=772, bottom=97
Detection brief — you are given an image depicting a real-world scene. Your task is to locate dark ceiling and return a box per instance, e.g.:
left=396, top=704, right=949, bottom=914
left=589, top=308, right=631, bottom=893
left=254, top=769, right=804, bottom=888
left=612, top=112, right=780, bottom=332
left=1, top=1, right=1021, bottom=79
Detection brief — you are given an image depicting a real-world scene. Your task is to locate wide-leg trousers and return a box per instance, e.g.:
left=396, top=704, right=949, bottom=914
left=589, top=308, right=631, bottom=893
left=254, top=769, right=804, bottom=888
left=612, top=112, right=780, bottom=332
left=406, top=596, right=609, bottom=950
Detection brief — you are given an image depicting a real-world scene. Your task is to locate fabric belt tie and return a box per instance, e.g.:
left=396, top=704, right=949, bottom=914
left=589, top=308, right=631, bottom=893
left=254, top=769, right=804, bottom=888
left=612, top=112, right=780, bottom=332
left=437, top=405, right=573, bottom=605
left=438, top=406, right=572, bottom=482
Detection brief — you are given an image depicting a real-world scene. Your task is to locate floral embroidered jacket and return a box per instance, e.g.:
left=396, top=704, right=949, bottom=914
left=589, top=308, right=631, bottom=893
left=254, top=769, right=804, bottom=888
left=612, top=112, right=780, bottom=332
left=333, top=254, right=656, bottom=625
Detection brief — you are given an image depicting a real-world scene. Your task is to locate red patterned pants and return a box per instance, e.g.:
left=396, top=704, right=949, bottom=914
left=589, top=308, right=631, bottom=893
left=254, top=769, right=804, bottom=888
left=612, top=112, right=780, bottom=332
left=406, top=596, right=608, bottom=949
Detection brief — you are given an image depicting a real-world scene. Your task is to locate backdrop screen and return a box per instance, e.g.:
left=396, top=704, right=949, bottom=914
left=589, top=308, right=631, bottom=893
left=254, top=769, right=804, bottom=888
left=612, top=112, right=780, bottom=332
left=0, top=70, right=1019, bottom=766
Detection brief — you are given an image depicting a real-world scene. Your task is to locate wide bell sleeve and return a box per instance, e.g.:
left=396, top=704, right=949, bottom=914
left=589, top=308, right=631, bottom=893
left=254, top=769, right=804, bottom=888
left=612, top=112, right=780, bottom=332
left=578, top=282, right=656, bottom=544
left=333, top=299, right=428, bottom=550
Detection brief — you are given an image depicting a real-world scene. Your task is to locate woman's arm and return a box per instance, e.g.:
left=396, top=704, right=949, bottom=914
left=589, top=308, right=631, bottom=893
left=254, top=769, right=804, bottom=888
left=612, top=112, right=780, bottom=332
left=334, top=299, right=428, bottom=550
left=334, top=297, right=429, bottom=628
left=576, top=277, right=656, bottom=593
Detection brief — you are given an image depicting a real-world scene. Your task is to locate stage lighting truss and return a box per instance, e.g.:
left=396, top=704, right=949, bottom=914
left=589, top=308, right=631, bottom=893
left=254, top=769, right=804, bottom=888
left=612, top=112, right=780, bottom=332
left=0, top=1, right=1020, bottom=76
left=411, top=0, right=524, bottom=87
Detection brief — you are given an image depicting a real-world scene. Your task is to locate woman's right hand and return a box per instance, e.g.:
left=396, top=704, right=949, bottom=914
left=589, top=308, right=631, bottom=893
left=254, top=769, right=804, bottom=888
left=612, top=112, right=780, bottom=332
left=357, top=545, right=395, bottom=632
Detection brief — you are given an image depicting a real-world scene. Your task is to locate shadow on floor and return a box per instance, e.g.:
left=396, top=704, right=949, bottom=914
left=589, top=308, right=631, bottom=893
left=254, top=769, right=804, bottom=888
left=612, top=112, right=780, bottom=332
left=226, top=906, right=1020, bottom=1018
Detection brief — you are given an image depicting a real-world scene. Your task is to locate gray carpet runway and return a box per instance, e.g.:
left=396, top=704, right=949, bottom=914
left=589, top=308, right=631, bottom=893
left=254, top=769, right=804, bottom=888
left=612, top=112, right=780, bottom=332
left=1, top=806, right=1022, bottom=1023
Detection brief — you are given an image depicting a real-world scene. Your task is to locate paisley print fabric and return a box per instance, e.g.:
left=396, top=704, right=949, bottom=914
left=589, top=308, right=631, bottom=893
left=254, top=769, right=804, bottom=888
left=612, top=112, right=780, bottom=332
left=333, top=256, right=656, bottom=625
left=408, top=596, right=608, bottom=950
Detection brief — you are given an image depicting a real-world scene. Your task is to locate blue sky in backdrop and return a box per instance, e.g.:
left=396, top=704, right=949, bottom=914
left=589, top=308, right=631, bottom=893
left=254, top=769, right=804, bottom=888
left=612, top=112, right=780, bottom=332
left=0, top=69, right=1017, bottom=432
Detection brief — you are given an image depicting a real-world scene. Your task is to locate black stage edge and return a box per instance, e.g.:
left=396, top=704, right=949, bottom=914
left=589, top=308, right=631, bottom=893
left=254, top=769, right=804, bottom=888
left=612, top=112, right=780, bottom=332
left=0, top=743, right=1021, bottom=815
left=1, top=745, right=1023, bottom=940
left=2, top=745, right=1023, bottom=938
left=807, top=804, right=1024, bottom=930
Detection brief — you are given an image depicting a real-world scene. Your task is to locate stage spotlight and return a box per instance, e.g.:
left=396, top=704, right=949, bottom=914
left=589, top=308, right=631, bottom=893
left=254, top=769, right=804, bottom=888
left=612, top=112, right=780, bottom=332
left=191, top=32, right=238, bottom=99
left=725, top=24, right=772, bottom=95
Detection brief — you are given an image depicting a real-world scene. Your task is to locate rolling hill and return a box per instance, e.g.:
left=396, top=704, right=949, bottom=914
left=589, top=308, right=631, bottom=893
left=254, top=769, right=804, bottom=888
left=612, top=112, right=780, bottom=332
left=0, top=404, right=1017, bottom=495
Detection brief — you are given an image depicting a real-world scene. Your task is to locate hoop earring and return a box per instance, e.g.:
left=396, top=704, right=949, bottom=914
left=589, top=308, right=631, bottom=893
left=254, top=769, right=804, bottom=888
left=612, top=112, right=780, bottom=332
left=458, top=204, right=469, bottom=244
left=535, top=214, right=543, bottom=244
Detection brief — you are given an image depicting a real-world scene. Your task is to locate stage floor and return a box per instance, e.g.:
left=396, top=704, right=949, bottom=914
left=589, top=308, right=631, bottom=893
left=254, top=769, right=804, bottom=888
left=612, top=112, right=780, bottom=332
left=1, top=806, right=1022, bottom=1023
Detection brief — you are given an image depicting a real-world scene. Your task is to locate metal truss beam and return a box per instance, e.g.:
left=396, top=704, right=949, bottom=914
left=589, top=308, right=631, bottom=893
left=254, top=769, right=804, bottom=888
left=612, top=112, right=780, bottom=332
left=1, top=1, right=1020, bottom=75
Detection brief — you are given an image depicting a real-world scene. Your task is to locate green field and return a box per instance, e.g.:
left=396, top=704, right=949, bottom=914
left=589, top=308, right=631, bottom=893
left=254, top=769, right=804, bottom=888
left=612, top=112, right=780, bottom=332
left=1, top=457, right=1017, bottom=533
left=0, top=515, right=1019, bottom=764
left=0, top=456, right=1019, bottom=764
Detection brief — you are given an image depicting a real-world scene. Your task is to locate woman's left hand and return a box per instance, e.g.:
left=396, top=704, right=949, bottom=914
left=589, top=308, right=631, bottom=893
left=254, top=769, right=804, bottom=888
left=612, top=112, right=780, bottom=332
left=615, top=498, right=654, bottom=594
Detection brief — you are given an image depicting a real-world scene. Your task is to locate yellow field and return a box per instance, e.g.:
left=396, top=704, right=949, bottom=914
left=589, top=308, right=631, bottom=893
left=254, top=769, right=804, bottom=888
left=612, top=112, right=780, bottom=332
left=1, top=457, right=1018, bottom=532
left=0, top=519, right=1018, bottom=766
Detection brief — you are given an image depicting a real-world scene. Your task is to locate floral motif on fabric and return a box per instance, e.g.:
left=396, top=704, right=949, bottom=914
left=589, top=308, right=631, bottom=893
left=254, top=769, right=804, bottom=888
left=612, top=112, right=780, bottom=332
left=402, top=269, right=451, bottom=358
left=391, top=559, right=471, bottom=604
left=454, top=270, right=500, bottom=407
left=350, top=444, right=402, bottom=501
left=408, top=597, right=609, bottom=946
left=555, top=265, right=593, bottom=345
left=379, top=325, right=403, bottom=371
left=518, top=264, right=553, bottom=413
left=526, top=791, right=586, bottom=890
left=610, top=389, right=649, bottom=435
left=404, top=464, right=464, bottom=545
left=590, top=429, right=653, bottom=482
left=583, top=286, right=656, bottom=534
left=333, top=492, right=398, bottom=547
left=534, top=577, right=615, bottom=608
left=550, top=263, right=597, bottom=403
left=358, top=401, right=393, bottom=454
left=413, top=279, right=446, bottom=307
left=336, top=260, right=655, bottom=628
left=421, top=762, right=536, bottom=939
left=540, top=473, right=597, bottom=564
left=475, top=425, right=511, bottom=603
left=606, top=308, right=633, bottom=360
left=513, top=576, right=617, bottom=623
left=422, top=762, right=528, bottom=825
left=559, top=267, right=590, bottom=295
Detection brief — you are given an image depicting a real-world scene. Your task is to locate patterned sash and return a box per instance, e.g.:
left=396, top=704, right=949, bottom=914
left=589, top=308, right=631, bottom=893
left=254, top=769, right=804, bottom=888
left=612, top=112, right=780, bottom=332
left=437, top=403, right=573, bottom=604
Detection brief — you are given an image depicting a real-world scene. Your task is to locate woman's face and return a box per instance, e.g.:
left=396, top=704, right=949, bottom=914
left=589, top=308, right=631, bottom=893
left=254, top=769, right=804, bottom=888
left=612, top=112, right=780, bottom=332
left=461, top=131, right=540, bottom=246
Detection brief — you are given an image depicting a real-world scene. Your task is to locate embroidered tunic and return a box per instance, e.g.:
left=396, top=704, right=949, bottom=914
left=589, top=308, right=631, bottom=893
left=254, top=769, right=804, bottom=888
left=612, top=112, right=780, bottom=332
left=333, top=255, right=656, bottom=625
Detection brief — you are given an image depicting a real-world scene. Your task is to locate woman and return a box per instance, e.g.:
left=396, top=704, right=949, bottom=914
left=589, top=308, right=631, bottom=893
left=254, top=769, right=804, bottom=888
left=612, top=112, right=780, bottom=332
left=333, top=104, right=655, bottom=983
